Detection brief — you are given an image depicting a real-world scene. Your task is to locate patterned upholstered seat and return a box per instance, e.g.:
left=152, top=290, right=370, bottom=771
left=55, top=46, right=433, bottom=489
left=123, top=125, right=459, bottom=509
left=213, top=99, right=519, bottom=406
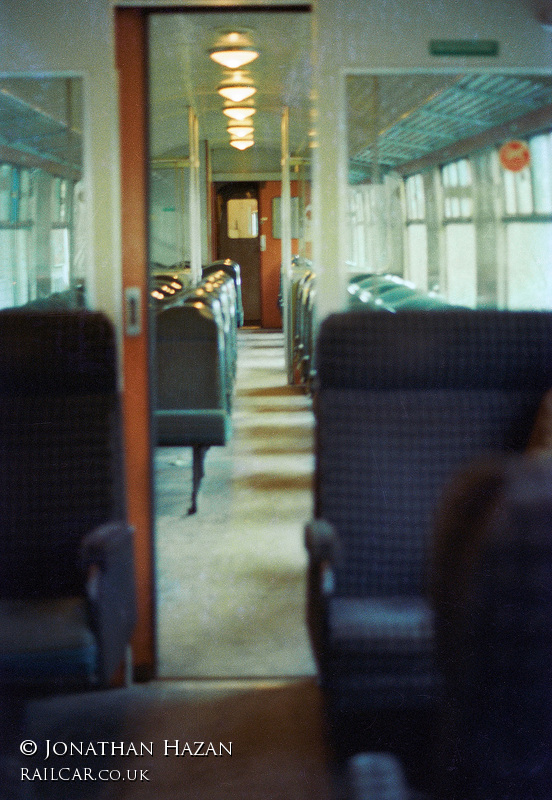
left=347, top=753, right=411, bottom=800
left=155, top=302, right=233, bottom=514
left=433, top=454, right=552, bottom=799
left=0, top=310, right=136, bottom=691
left=306, top=310, right=552, bottom=722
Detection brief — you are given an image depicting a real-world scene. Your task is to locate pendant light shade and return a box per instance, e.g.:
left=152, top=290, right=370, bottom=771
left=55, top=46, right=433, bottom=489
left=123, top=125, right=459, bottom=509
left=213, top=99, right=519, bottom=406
left=218, top=83, right=257, bottom=102
left=223, top=105, right=256, bottom=121
left=210, top=48, right=259, bottom=69
left=209, top=30, right=259, bottom=69
left=230, top=137, right=254, bottom=151
left=217, top=71, right=257, bottom=103
left=227, top=122, right=254, bottom=139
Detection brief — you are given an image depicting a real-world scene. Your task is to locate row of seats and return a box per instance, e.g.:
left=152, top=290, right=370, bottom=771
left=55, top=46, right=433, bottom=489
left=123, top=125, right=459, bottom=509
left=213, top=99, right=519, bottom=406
left=289, top=258, right=316, bottom=388
left=348, top=453, right=552, bottom=799
left=305, top=308, right=552, bottom=796
left=0, top=310, right=136, bottom=696
left=290, top=269, right=452, bottom=391
left=22, top=280, right=87, bottom=311
left=348, top=272, right=454, bottom=311
left=150, top=261, right=192, bottom=305
left=155, top=261, right=242, bottom=514
left=150, top=259, right=244, bottom=327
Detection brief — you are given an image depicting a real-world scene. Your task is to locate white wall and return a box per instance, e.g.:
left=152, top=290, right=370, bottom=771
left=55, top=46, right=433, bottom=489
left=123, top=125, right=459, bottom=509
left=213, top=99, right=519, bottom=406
left=0, top=0, right=121, bottom=324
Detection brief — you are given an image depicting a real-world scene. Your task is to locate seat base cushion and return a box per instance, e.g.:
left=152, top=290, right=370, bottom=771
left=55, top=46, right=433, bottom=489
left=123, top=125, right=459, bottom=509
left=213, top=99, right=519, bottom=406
left=0, top=597, right=97, bottom=688
left=156, top=409, right=230, bottom=446
left=323, top=596, right=440, bottom=708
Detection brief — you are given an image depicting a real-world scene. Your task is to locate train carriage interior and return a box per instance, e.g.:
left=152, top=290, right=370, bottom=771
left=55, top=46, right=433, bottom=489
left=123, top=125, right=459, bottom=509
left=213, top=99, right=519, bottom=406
left=2, top=2, right=552, bottom=798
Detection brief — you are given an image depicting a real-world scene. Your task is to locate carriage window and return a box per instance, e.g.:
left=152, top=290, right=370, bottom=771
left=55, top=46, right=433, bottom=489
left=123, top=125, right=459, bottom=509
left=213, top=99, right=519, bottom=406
left=530, top=133, right=552, bottom=214
left=405, top=174, right=425, bottom=221
left=0, top=77, right=83, bottom=309
left=502, top=132, right=552, bottom=217
left=346, top=72, right=552, bottom=310
left=19, top=169, right=33, bottom=224
left=227, top=198, right=258, bottom=239
left=442, top=159, right=473, bottom=220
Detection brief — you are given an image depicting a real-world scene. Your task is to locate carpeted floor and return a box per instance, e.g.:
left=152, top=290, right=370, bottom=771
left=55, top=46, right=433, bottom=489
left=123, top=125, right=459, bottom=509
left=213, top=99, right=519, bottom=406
left=155, top=329, right=317, bottom=679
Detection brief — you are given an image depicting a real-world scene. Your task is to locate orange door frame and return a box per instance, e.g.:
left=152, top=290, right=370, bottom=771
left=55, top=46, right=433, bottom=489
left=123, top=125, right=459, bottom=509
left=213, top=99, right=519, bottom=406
left=114, top=3, right=312, bottom=679
left=115, top=7, right=155, bottom=681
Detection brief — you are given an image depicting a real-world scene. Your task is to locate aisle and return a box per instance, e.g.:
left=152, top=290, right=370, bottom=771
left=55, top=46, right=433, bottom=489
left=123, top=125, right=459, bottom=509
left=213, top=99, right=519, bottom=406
left=155, top=329, right=317, bottom=678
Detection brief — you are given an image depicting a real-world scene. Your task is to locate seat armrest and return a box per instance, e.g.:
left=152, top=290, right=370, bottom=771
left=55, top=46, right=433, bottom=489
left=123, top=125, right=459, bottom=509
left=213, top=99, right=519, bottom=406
left=305, top=518, right=338, bottom=563
left=305, top=519, right=339, bottom=666
left=304, top=518, right=338, bottom=599
left=80, top=522, right=136, bottom=686
left=81, top=522, right=134, bottom=569
left=347, top=753, right=409, bottom=800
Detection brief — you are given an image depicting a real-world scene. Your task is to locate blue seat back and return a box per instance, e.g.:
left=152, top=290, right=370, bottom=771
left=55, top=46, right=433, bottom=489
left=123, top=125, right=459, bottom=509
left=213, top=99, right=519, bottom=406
left=156, top=303, right=227, bottom=413
left=434, top=455, right=552, bottom=798
left=314, top=310, right=552, bottom=598
left=0, top=310, right=125, bottom=601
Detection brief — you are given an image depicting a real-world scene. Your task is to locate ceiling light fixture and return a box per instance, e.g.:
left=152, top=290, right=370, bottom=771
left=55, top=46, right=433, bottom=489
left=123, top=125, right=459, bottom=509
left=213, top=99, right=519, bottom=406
left=210, top=48, right=259, bottom=70
left=217, top=77, right=257, bottom=103
left=230, top=137, right=254, bottom=151
left=209, top=30, right=259, bottom=70
left=226, top=122, right=254, bottom=139
left=222, top=105, right=256, bottom=121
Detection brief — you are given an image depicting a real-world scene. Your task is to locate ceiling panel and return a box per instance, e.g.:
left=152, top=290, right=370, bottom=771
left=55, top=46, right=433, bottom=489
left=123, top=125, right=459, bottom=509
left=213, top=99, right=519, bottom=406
left=148, top=11, right=312, bottom=169
left=348, top=73, right=552, bottom=182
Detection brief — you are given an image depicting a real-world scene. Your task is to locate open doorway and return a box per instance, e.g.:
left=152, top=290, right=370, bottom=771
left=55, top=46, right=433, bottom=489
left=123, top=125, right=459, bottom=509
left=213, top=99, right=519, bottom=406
left=147, top=8, right=314, bottom=679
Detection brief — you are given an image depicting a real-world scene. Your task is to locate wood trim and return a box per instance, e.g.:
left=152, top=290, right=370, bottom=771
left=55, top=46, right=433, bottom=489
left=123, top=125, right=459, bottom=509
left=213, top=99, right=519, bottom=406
left=115, top=7, right=156, bottom=680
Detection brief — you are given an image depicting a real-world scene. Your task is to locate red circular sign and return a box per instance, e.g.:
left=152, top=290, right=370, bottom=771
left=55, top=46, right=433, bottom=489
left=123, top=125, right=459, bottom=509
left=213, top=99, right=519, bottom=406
left=499, top=140, right=531, bottom=172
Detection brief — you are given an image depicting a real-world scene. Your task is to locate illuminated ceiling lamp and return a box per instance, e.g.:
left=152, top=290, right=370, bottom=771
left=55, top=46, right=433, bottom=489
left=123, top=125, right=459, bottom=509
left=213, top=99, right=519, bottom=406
left=222, top=104, right=256, bottom=121
left=230, top=136, right=254, bottom=151
left=209, top=30, right=259, bottom=70
left=226, top=122, right=254, bottom=139
left=217, top=73, right=257, bottom=103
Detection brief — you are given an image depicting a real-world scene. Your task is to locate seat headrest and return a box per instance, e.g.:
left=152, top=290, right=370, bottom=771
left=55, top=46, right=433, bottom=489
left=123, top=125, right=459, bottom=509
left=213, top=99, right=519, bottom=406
left=316, top=310, right=552, bottom=391
left=0, top=310, right=117, bottom=395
